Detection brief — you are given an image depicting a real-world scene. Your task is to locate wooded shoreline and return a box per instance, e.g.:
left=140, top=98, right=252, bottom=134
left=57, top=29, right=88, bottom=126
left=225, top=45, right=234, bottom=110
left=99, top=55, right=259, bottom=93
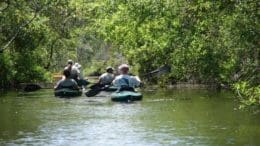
left=0, top=1, right=258, bottom=111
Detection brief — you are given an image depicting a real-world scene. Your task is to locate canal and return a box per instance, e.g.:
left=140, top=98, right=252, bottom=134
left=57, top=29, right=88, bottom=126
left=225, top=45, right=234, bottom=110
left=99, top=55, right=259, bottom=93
left=0, top=89, right=259, bottom=145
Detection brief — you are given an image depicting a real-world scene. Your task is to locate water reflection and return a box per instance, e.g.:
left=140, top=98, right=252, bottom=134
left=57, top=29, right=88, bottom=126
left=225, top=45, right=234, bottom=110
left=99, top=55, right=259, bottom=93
left=0, top=89, right=259, bottom=145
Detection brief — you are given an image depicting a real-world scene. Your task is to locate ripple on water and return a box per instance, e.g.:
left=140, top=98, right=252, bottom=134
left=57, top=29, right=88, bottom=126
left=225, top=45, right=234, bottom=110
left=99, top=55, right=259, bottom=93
left=0, top=89, right=259, bottom=146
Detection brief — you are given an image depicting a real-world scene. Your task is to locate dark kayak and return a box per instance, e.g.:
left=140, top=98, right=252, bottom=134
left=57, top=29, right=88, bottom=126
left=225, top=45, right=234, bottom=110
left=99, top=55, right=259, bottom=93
left=111, top=91, right=142, bottom=102
left=54, top=88, right=82, bottom=97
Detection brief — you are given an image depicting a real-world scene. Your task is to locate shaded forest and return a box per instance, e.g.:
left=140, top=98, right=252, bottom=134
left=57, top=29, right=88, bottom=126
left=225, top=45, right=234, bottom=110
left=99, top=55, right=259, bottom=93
left=0, top=0, right=259, bottom=110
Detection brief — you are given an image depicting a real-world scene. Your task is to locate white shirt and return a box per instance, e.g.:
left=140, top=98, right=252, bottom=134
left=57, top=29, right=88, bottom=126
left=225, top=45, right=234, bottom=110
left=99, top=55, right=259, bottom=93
left=99, top=73, right=114, bottom=85
left=113, top=74, right=141, bottom=88
left=70, top=66, right=80, bottom=79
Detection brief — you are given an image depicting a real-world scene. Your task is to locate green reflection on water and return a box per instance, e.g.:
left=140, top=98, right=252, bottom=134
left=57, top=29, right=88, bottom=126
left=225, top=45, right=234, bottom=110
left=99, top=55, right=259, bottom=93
left=0, top=89, right=259, bottom=145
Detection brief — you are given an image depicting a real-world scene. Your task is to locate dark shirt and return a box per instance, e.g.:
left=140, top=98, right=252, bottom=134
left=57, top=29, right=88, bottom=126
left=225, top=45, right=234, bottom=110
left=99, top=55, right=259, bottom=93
left=65, top=66, right=79, bottom=80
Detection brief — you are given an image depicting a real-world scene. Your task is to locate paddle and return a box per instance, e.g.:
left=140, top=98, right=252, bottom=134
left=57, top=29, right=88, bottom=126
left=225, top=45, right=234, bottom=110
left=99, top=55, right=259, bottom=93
left=85, top=83, right=111, bottom=97
left=85, top=65, right=171, bottom=97
left=141, top=65, right=171, bottom=77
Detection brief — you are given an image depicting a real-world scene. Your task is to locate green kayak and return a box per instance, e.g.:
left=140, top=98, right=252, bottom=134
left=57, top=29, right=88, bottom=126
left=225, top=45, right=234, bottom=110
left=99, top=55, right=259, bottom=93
left=111, top=91, right=142, bottom=102
left=54, top=88, right=82, bottom=97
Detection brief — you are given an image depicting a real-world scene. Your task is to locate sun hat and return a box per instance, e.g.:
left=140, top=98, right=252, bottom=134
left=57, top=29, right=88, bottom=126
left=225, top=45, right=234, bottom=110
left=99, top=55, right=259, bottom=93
left=67, top=59, right=73, bottom=65
left=74, top=63, right=81, bottom=69
left=106, top=66, right=114, bottom=71
left=118, top=64, right=129, bottom=70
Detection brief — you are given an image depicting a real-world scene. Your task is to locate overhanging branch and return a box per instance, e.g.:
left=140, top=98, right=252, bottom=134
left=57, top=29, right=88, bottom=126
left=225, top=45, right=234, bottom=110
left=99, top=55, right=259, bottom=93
left=0, top=0, right=53, bottom=52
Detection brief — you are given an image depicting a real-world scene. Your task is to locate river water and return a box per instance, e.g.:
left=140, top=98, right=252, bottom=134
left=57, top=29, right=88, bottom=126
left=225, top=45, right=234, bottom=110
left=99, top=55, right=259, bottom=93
left=0, top=89, right=259, bottom=146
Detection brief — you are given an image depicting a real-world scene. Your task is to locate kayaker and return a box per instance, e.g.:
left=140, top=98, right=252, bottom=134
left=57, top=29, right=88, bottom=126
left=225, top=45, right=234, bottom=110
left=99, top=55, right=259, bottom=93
left=62, top=59, right=74, bottom=80
left=65, top=61, right=80, bottom=82
left=55, top=69, right=79, bottom=90
left=74, top=63, right=83, bottom=79
left=112, top=64, right=141, bottom=91
left=71, top=62, right=80, bottom=81
left=98, top=66, right=115, bottom=85
left=64, top=59, right=73, bottom=71
left=89, top=66, right=114, bottom=90
left=73, top=63, right=89, bottom=87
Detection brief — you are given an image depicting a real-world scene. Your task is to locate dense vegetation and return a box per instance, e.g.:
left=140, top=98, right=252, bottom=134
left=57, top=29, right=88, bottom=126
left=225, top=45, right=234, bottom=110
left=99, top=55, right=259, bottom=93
left=0, top=0, right=104, bottom=87
left=0, top=0, right=259, bottom=111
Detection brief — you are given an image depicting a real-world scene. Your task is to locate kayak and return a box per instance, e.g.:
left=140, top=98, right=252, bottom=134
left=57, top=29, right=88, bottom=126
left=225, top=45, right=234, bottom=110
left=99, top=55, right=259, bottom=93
left=111, top=91, right=142, bottom=102
left=54, top=88, right=82, bottom=97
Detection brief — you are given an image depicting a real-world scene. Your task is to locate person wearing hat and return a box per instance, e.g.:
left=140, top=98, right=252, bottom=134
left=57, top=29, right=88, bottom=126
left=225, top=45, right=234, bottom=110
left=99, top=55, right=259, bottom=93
left=72, top=63, right=89, bottom=88
left=98, top=66, right=115, bottom=85
left=112, top=64, right=141, bottom=91
left=73, top=63, right=83, bottom=79
left=55, top=69, right=79, bottom=90
left=64, top=59, right=73, bottom=71
left=63, top=60, right=80, bottom=81
left=62, top=59, right=74, bottom=80
left=71, top=62, right=81, bottom=80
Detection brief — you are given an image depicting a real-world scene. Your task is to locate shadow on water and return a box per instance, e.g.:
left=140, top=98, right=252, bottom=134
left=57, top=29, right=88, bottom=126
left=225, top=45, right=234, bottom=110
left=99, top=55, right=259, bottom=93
left=0, top=88, right=259, bottom=145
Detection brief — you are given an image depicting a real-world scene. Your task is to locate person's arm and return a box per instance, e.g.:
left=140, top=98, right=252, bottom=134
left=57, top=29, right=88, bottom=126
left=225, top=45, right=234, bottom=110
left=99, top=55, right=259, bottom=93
left=98, top=73, right=106, bottom=84
left=134, top=76, right=141, bottom=82
left=97, top=75, right=102, bottom=84
left=111, top=74, right=115, bottom=80
left=112, top=78, right=120, bottom=87
left=79, top=71, right=84, bottom=80
left=77, top=69, right=81, bottom=80
left=54, top=80, right=61, bottom=90
left=131, top=76, right=141, bottom=87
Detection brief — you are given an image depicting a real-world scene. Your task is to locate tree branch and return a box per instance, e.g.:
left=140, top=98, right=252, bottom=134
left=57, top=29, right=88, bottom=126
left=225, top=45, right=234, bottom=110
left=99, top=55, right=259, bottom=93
left=0, top=13, right=37, bottom=52
left=0, top=0, right=10, bottom=12
left=44, top=38, right=59, bottom=70
left=0, top=0, right=53, bottom=52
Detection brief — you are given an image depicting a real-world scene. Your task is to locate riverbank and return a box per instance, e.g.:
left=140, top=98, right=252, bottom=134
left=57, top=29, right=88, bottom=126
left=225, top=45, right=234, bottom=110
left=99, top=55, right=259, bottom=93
left=16, top=81, right=222, bottom=90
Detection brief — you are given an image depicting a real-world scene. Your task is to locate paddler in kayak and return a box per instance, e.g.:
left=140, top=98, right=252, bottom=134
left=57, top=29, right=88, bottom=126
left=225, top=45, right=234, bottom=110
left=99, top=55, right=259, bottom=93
left=64, top=60, right=85, bottom=84
left=64, top=59, right=73, bottom=72
left=55, top=69, right=79, bottom=90
left=112, top=64, right=141, bottom=91
left=64, top=60, right=82, bottom=82
left=89, top=66, right=115, bottom=90
left=73, top=63, right=89, bottom=88
left=98, top=66, right=115, bottom=85
left=63, top=59, right=75, bottom=80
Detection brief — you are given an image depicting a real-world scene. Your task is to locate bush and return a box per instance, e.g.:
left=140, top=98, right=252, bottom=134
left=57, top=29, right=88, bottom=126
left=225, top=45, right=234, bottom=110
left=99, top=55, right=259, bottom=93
left=234, top=81, right=260, bottom=114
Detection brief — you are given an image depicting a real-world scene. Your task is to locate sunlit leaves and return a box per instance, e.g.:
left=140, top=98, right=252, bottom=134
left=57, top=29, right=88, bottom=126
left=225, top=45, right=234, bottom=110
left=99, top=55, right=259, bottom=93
left=93, top=0, right=259, bottom=109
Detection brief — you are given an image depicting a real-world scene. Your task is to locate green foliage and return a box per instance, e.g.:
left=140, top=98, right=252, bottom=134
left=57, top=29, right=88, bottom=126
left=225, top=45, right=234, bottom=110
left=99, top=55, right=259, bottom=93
left=0, top=0, right=258, bottom=111
left=96, top=0, right=258, bottom=82
left=93, top=0, right=259, bottom=110
left=0, top=0, right=102, bottom=86
left=234, top=81, right=260, bottom=114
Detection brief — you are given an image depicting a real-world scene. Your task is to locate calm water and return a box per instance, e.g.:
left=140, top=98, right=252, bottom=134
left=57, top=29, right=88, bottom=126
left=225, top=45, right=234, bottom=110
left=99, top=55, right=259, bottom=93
left=0, top=89, right=259, bottom=146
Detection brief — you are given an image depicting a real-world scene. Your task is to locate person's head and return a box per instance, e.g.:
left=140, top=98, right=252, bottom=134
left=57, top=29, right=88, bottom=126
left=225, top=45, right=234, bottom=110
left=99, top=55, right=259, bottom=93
left=118, top=64, right=129, bottom=74
left=106, top=66, right=114, bottom=73
left=63, top=69, right=71, bottom=78
left=67, top=59, right=73, bottom=66
left=74, top=63, right=81, bottom=69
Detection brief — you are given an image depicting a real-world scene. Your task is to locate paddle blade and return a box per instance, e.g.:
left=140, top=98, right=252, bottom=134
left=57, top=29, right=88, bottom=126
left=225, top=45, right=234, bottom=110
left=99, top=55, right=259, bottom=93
left=85, top=88, right=102, bottom=97
left=143, top=65, right=171, bottom=77
left=156, top=65, right=171, bottom=75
